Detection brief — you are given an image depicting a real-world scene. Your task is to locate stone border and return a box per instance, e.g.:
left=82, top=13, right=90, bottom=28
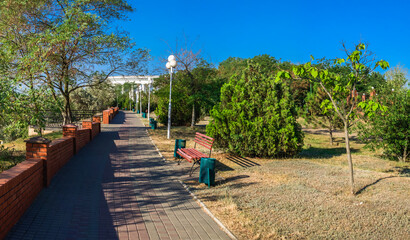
left=145, top=129, right=237, bottom=240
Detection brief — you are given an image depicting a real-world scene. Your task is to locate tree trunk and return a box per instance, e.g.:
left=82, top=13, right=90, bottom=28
left=63, top=94, right=72, bottom=125
left=191, top=103, right=195, bottom=128
left=344, top=122, right=354, bottom=194
left=329, top=127, right=334, bottom=145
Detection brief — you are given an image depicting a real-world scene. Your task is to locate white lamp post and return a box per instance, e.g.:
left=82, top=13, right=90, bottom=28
left=148, top=78, right=152, bottom=120
left=166, top=55, right=177, bottom=139
left=139, top=84, right=142, bottom=114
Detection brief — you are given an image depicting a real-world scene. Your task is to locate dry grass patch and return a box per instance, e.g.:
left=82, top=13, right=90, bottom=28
left=146, top=117, right=410, bottom=240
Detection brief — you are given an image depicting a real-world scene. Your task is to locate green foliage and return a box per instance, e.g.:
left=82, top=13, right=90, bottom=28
left=140, top=90, right=157, bottom=113
left=358, top=67, right=410, bottom=162
left=154, top=60, right=220, bottom=126
left=304, top=83, right=344, bottom=144
left=217, top=57, right=248, bottom=81
left=154, top=75, right=201, bottom=126
left=71, top=83, right=116, bottom=111
left=279, top=42, right=389, bottom=193
left=0, top=0, right=148, bottom=124
left=207, top=60, right=304, bottom=157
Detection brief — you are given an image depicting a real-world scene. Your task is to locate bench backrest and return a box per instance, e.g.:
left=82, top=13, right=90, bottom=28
left=194, top=132, right=214, bottom=157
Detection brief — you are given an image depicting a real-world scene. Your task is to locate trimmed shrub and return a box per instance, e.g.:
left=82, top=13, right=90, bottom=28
left=207, top=61, right=303, bottom=157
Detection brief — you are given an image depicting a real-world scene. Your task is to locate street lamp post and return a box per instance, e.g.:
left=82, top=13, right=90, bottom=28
left=148, top=78, right=151, bottom=120
left=139, top=84, right=142, bottom=114
left=166, top=55, right=177, bottom=139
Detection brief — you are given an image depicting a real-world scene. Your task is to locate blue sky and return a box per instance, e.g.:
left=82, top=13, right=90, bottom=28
left=120, top=0, right=410, bottom=73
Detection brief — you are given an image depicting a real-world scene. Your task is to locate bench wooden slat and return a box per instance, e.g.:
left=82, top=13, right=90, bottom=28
left=195, top=135, right=213, bottom=144
left=195, top=134, right=213, bottom=143
left=194, top=133, right=214, bottom=150
left=194, top=139, right=212, bottom=149
left=180, top=148, right=207, bottom=159
left=176, top=132, right=215, bottom=176
left=196, top=132, right=214, bottom=140
left=177, top=149, right=193, bottom=162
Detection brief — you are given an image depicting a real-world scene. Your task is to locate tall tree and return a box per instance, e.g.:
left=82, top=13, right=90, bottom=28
left=166, top=36, right=205, bottom=127
left=279, top=43, right=389, bottom=194
left=0, top=0, right=149, bottom=124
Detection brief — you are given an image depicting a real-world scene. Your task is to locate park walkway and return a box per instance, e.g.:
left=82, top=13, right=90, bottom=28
left=6, top=111, right=230, bottom=240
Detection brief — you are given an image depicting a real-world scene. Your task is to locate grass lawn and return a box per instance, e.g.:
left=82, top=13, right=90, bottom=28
left=0, top=131, right=63, bottom=173
left=146, top=115, right=410, bottom=240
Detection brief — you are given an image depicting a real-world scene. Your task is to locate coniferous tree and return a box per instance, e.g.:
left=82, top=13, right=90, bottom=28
left=207, top=59, right=303, bottom=157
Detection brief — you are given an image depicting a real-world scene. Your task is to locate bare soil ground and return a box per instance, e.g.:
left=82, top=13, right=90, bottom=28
left=146, top=113, right=410, bottom=240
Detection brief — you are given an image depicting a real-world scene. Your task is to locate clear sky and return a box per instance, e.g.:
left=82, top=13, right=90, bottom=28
left=121, top=0, right=410, bottom=73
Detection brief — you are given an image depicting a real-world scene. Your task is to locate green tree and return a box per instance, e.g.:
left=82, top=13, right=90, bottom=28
left=217, top=57, right=248, bottom=81
left=154, top=60, right=220, bottom=126
left=304, top=83, right=344, bottom=145
left=280, top=43, right=389, bottom=193
left=207, top=59, right=304, bottom=157
left=71, top=82, right=116, bottom=111
left=154, top=73, right=198, bottom=126
left=358, top=66, right=409, bottom=162
left=0, top=0, right=149, bottom=124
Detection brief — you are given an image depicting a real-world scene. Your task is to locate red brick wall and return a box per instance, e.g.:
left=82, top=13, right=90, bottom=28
left=0, top=159, right=43, bottom=239
left=46, top=137, right=74, bottom=186
left=93, top=116, right=101, bottom=123
left=82, top=121, right=100, bottom=139
left=91, top=123, right=100, bottom=138
left=26, top=137, right=74, bottom=186
left=76, top=129, right=90, bottom=153
left=103, top=108, right=120, bottom=124
left=103, top=110, right=110, bottom=124
left=0, top=120, right=102, bottom=237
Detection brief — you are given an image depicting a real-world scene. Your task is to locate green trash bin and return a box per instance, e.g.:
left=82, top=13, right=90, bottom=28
left=142, top=112, right=146, bottom=118
left=149, top=118, right=157, bottom=129
left=174, top=139, right=186, bottom=158
left=149, top=121, right=157, bottom=129
left=137, top=110, right=140, bottom=114
left=199, top=158, right=216, bottom=187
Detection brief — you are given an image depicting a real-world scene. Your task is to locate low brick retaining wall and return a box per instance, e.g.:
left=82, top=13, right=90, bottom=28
left=26, top=137, right=75, bottom=186
left=0, top=108, right=115, bottom=237
left=77, top=129, right=91, bottom=152
left=0, top=159, right=43, bottom=239
left=83, top=121, right=100, bottom=140
left=102, top=107, right=119, bottom=124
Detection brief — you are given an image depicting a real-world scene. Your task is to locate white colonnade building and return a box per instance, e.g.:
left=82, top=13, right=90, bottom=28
left=108, top=75, right=160, bottom=113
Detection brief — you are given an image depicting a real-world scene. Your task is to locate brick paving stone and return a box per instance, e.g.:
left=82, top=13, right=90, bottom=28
left=5, top=111, right=231, bottom=240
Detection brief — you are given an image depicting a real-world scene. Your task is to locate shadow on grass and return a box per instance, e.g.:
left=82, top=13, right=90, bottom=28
left=355, top=175, right=397, bottom=195
left=299, top=147, right=359, bottom=159
left=226, top=155, right=261, bottom=168
left=216, top=160, right=234, bottom=172
left=384, top=166, right=410, bottom=177
left=218, top=175, right=250, bottom=184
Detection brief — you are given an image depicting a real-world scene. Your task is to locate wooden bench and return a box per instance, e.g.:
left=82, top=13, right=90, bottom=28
left=176, top=132, right=215, bottom=176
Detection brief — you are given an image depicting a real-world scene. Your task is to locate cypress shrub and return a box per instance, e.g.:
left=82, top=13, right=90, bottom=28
left=207, top=61, right=304, bottom=157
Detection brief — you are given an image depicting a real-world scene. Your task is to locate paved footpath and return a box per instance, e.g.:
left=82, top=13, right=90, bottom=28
left=6, top=111, right=230, bottom=240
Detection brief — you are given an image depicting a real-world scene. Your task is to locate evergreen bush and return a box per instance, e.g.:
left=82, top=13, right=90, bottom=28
left=207, top=61, right=304, bottom=157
